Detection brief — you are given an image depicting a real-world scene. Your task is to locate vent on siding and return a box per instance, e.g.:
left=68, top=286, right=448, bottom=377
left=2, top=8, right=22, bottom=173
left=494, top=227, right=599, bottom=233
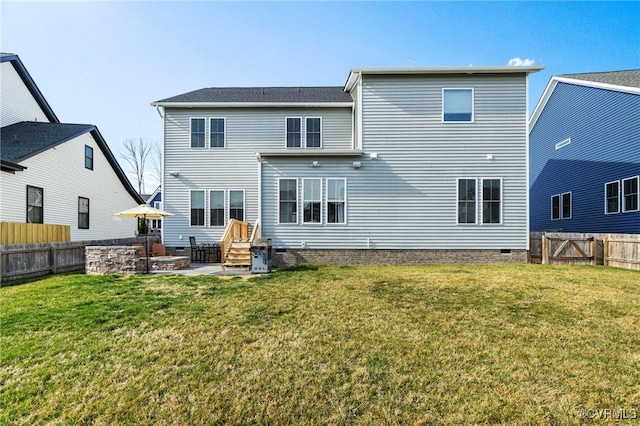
left=555, top=138, right=571, bottom=150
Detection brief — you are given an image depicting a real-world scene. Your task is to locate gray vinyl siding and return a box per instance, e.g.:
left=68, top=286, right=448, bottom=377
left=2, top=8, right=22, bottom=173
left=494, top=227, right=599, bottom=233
left=162, top=107, right=352, bottom=247
left=262, top=74, right=529, bottom=250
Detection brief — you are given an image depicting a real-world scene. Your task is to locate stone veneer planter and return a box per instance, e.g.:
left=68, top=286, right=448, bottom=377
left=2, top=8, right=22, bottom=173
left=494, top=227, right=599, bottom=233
left=86, top=246, right=190, bottom=275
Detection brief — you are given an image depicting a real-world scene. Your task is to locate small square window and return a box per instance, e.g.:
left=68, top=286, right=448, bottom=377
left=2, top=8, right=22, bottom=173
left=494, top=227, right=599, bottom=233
left=443, top=89, right=473, bottom=122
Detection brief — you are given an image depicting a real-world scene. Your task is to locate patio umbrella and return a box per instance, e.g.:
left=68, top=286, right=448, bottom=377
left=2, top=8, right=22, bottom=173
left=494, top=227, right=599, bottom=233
left=113, top=204, right=174, bottom=274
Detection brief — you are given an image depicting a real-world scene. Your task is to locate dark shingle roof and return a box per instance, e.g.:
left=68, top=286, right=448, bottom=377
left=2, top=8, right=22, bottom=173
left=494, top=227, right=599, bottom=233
left=1, top=122, right=95, bottom=162
left=155, top=86, right=352, bottom=104
left=561, top=70, right=640, bottom=89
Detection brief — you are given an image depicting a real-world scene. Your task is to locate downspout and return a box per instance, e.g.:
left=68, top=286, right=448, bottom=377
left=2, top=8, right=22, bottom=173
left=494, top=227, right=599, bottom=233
left=257, top=153, right=262, bottom=238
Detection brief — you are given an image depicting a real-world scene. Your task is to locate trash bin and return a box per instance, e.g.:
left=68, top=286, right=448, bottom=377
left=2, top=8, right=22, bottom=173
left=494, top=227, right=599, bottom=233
left=250, top=238, right=272, bottom=273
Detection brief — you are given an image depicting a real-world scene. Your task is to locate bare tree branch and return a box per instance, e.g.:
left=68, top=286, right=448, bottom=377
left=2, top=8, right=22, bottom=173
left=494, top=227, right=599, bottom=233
left=119, top=138, right=155, bottom=195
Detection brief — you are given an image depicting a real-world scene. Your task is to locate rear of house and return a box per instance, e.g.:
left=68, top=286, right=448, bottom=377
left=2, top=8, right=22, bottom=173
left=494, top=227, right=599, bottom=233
left=529, top=70, right=640, bottom=233
left=153, top=66, right=542, bottom=264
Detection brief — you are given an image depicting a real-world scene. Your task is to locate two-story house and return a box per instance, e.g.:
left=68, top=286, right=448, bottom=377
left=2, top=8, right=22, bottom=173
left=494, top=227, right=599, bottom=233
left=529, top=70, right=640, bottom=233
left=1, top=53, right=144, bottom=241
left=152, top=66, right=542, bottom=265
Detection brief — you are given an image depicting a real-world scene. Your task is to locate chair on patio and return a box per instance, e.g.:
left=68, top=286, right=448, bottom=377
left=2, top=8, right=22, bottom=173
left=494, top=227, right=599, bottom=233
left=151, top=243, right=167, bottom=257
left=189, top=236, right=208, bottom=263
left=132, top=243, right=147, bottom=258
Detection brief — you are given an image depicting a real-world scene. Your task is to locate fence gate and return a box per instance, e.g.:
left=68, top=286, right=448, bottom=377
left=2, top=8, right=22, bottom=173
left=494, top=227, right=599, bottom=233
left=533, top=234, right=597, bottom=265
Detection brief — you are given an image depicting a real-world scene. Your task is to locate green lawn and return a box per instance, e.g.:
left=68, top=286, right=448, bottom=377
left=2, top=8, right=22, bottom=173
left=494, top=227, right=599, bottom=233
left=1, top=264, right=639, bottom=425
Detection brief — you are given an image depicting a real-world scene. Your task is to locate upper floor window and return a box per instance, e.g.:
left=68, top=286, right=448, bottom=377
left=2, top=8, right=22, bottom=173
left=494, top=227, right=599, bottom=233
left=286, top=118, right=302, bottom=148
left=327, top=178, right=346, bottom=224
left=26, top=185, right=43, bottom=223
left=210, top=118, right=225, bottom=148
left=443, top=89, right=473, bottom=122
left=306, top=118, right=322, bottom=148
left=85, top=145, right=94, bottom=170
left=279, top=179, right=298, bottom=223
left=623, top=176, right=639, bottom=212
left=605, top=181, right=620, bottom=214
left=78, top=197, right=90, bottom=229
left=552, top=192, right=571, bottom=220
left=190, top=190, right=205, bottom=226
left=191, top=118, right=205, bottom=148
left=229, top=190, right=244, bottom=221
left=210, top=190, right=225, bottom=226
left=303, top=179, right=322, bottom=223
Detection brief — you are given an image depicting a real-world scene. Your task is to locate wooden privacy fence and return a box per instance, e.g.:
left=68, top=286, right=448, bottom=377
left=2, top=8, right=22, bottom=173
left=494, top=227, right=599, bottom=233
left=0, top=237, right=153, bottom=283
left=529, top=232, right=640, bottom=271
left=1, top=222, right=70, bottom=245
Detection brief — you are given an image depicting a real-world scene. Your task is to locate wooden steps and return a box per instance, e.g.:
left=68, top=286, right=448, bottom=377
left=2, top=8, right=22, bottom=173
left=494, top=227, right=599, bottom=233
left=223, top=240, right=251, bottom=268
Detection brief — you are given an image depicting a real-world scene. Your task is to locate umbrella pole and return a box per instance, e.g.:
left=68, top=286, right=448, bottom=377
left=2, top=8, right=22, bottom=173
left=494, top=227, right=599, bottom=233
left=145, top=214, right=150, bottom=274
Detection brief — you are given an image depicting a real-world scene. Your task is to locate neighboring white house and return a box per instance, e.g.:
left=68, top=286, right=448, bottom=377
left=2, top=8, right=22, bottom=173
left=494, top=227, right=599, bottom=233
left=1, top=53, right=144, bottom=241
left=152, top=66, right=543, bottom=265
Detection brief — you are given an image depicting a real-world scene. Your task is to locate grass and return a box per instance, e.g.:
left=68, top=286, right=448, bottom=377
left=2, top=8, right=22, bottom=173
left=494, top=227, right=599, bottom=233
left=1, top=264, right=639, bottom=425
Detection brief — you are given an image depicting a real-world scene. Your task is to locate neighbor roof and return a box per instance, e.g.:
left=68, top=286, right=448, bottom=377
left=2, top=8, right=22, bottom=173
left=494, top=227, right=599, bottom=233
left=0, top=121, right=144, bottom=203
left=1, top=53, right=59, bottom=123
left=152, top=86, right=353, bottom=106
left=560, top=69, right=640, bottom=89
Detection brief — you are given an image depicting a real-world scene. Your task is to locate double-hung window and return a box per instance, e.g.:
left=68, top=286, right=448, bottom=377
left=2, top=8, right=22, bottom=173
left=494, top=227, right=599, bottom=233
left=303, top=179, right=322, bottom=223
left=286, top=118, right=302, bottom=148
left=605, top=181, right=620, bottom=214
left=622, top=176, right=639, bottom=212
left=210, top=190, right=225, bottom=226
left=191, top=118, right=205, bottom=148
left=78, top=197, right=89, bottom=229
left=482, top=179, right=501, bottom=224
left=190, top=190, right=205, bottom=226
left=457, top=179, right=476, bottom=224
left=229, top=190, right=244, bottom=221
left=26, top=185, right=43, bottom=224
left=327, top=179, right=346, bottom=224
left=85, top=145, right=94, bottom=170
left=279, top=179, right=298, bottom=223
left=306, top=118, right=321, bottom=148
left=443, top=89, right=473, bottom=122
left=552, top=192, right=572, bottom=220
left=210, top=118, right=225, bottom=148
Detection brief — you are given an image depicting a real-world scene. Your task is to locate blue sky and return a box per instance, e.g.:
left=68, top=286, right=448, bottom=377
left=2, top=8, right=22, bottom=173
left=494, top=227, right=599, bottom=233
left=2, top=1, right=639, bottom=191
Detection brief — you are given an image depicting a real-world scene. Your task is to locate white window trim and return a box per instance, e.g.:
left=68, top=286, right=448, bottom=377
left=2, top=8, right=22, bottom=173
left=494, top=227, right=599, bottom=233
left=302, top=178, right=323, bottom=224
left=562, top=192, right=572, bottom=219
left=285, top=117, right=303, bottom=148
left=305, top=117, right=323, bottom=149
left=153, top=201, right=161, bottom=210
left=278, top=178, right=299, bottom=224
left=189, top=190, right=206, bottom=227
left=622, top=176, right=640, bottom=213
left=209, top=117, right=226, bottom=148
left=604, top=180, right=620, bottom=215
left=555, top=137, right=571, bottom=150
left=480, top=178, right=503, bottom=226
left=190, top=117, right=206, bottom=148
left=208, top=190, right=226, bottom=227
left=326, top=178, right=347, bottom=225
left=442, top=88, right=475, bottom=123
left=229, top=189, right=246, bottom=222
left=551, top=194, right=561, bottom=221
left=456, top=178, right=478, bottom=225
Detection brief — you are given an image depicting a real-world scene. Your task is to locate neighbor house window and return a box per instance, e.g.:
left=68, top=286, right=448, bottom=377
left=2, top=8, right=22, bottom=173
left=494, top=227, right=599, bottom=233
left=190, top=190, right=205, bottom=226
left=562, top=192, right=572, bottom=219
left=306, top=117, right=321, bottom=148
left=286, top=117, right=302, bottom=148
left=78, top=197, right=89, bottom=229
left=443, top=89, right=473, bottom=122
left=210, top=190, right=225, bottom=226
left=279, top=179, right=298, bottom=223
left=303, top=179, right=322, bottom=223
left=327, top=178, right=346, bottom=224
left=552, top=192, right=571, bottom=220
left=457, top=179, right=476, bottom=224
left=191, top=118, right=205, bottom=148
left=482, top=179, right=501, bottom=224
left=153, top=201, right=161, bottom=210
left=26, top=185, right=43, bottom=223
left=623, top=176, right=639, bottom=212
left=210, top=118, right=225, bottom=148
left=605, top=181, right=620, bottom=214
left=229, top=190, right=244, bottom=221
left=85, top=145, right=93, bottom=170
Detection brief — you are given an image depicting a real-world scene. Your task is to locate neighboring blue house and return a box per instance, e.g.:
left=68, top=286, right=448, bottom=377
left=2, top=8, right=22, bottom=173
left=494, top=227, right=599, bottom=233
left=145, top=186, right=162, bottom=233
left=529, top=70, right=640, bottom=233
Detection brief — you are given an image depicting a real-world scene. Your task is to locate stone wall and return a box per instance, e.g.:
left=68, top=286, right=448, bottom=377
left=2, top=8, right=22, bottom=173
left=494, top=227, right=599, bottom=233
left=273, top=249, right=527, bottom=267
left=86, top=246, right=143, bottom=275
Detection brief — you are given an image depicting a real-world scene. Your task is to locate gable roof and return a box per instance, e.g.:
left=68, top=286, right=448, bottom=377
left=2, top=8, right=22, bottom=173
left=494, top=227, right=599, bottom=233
left=1, top=53, right=59, bottom=123
left=1, top=121, right=145, bottom=203
left=529, top=69, right=640, bottom=130
left=152, top=86, right=353, bottom=107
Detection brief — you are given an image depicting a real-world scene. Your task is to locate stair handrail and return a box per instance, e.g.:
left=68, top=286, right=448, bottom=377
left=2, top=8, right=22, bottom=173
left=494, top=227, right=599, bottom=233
left=220, top=219, right=249, bottom=265
left=250, top=219, right=260, bottom=243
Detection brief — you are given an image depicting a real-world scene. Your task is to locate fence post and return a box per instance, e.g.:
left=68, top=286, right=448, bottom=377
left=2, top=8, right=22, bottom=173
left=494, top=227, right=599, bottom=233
left=590, top=237, right=596, bottom=265
left=602, top=236, right=609, bottom=266
left=50, top=246, right=57, bottom=274
left=541, top=234, right=549, bottom=265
